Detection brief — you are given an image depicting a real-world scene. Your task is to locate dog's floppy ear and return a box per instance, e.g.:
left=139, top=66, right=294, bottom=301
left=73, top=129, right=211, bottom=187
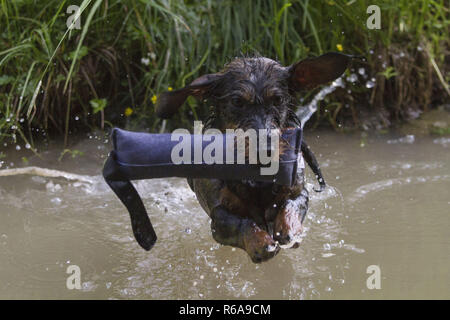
left=289, top=52, right=353, bottom=91
left=155, top=73, right=222, bottom=119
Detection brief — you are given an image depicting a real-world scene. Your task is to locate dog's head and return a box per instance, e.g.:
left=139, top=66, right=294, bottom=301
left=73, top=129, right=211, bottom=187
left=156, top=52, right=352, bottom=131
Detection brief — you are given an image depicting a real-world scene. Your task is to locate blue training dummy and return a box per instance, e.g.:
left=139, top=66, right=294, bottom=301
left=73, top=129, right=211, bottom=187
left=103, top=127, right=302, bottom=251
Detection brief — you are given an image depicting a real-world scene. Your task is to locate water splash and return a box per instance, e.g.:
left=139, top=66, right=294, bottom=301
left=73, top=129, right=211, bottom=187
left=346, top=73, right=358, bottom=83
left=296, top=77, right=345, bottom=128
left=433, top=137, right=450, bottom=148
left=387, top=135, right=415, bottom=144
left=0, top=166, right=95, bottom=184
left=365, top=78, right=376, bottom=89
left=348, top=174, right=450, bottom=203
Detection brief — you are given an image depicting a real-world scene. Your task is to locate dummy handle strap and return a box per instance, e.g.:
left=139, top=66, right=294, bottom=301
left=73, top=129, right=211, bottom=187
left=103, top=152, right=157, bottom=250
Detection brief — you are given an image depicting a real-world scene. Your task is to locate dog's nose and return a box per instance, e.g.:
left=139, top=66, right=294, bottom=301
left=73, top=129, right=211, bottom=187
left=274, top=232, right=294, bottom=245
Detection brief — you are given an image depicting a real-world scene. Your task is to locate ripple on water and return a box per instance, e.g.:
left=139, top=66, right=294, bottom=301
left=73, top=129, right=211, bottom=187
left=348, top=174, right=450, bottom=203
left=1, top=173, right=361, bottom=299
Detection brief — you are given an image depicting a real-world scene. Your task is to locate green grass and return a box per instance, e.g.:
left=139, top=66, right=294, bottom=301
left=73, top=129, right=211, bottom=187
left=0, top=0, right=448, bottom=148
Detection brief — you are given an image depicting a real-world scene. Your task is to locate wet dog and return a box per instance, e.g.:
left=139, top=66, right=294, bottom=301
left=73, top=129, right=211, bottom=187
left=156, top=52, right=352, bottom=262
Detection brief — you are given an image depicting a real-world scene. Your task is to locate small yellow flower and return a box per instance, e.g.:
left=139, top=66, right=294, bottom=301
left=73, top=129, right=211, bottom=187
left=124, top=107, right=133, bottom=117
left=168, top=86, right=173, bottom=92
left=336, top=44, right=343, bottom=52
left=151, top=95, right=157, bottom=104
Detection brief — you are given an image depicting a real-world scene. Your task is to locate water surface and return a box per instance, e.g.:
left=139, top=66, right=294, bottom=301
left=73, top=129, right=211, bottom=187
left=0, top=131, right=449, bottom=299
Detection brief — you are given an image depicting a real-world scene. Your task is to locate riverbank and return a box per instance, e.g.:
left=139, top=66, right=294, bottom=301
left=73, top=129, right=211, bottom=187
left=1, top=105, right=449, bottom=174
left=1, top=0, right=448, bottom=149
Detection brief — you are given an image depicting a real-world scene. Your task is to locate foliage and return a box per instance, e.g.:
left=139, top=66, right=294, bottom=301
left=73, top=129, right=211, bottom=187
left=0, top=0, right=448, bottom=147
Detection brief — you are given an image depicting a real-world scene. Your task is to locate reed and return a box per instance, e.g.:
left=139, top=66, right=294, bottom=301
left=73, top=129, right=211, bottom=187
left=0, top=0, right=448, bottom=147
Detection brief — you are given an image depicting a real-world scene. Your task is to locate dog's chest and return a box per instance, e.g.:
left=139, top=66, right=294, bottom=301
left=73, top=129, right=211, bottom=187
left=224, top=180, right=283, bottom=208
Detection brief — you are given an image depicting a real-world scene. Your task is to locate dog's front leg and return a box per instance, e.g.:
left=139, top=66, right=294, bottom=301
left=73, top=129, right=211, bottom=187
left=211, top=206, right=280, bottom=263
left=189, top=178, right=280, bottom=263
left=271, top=180, right=309, bottom=248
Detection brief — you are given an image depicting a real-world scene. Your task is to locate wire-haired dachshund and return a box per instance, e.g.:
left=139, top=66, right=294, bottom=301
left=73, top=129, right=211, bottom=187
left=155, top=52, right=352, bottom=263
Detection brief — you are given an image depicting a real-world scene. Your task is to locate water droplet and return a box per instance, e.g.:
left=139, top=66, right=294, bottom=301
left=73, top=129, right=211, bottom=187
left=346, top=73, right=358, bottom=83
left=25, top=143, right=31, bottom=149
left=332, top=77, right=345, bottom=87
left=365, top=80, right=375, bottom=88
left=15, top=145, right=21, bottom=151
left=51, top=197, right=62, bottom=205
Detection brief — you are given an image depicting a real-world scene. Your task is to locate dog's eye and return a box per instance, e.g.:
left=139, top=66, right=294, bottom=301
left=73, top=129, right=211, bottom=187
left=231, top=97, right=244, bottom=108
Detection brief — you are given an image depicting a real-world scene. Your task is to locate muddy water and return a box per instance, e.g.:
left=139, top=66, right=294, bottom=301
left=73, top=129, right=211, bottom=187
left=0, top=130, right=449, bottom=299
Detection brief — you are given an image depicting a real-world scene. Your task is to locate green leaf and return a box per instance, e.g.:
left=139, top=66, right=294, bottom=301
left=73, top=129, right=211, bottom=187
left=378, top=66, right=398, bottom=80
left=55, top=74, right=66, bottom=83
left=63, top=0, right=103, bottom=93
left=0, top=75, right=15, bottom=86
left=89, top=98, right=107, bottom=114
left=68, top=45, right=88, bottom=61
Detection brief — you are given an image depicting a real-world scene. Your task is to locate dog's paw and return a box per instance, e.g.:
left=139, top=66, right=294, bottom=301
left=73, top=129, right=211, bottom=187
left=273, top=204, right=303, bottom=247
left=243, top=225, right=280, bottom=263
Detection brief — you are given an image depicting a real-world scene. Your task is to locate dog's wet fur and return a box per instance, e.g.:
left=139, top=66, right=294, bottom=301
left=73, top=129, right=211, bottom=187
left=156, top=52, right=352, bottom=262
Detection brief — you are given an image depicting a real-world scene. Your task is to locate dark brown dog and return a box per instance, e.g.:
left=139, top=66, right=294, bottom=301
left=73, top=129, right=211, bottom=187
left=156, top=52, right=352, bottom=263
